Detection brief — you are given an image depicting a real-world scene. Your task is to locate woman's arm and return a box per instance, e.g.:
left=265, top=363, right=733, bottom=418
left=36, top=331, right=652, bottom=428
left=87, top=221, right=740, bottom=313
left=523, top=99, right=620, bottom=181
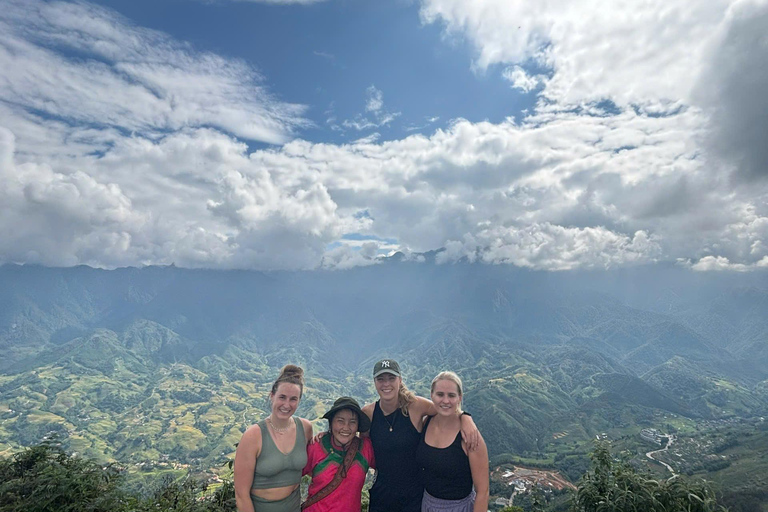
left=467, top=435, right=489, bottom=512
left=414, top=395, right=479, bottom=450
left=459, top=413, right=480, bottom=451
left=234, top=425, right=262, bottom=512
left=303, top=438, right=319, bottom=477
left=359, top=402, right=375, bottom=438
left=361, top=402, right=375, bottom=421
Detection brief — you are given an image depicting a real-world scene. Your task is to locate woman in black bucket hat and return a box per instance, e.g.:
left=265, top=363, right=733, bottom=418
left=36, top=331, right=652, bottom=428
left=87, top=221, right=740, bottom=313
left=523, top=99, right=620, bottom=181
left=302, top=396, right=375, bottom=512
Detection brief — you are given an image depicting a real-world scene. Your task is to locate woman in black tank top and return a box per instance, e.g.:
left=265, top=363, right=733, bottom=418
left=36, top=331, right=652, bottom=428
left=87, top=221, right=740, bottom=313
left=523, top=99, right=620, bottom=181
left=360, top=360, right=482, bottom=512
left=416, top=371, right=489, bottom=512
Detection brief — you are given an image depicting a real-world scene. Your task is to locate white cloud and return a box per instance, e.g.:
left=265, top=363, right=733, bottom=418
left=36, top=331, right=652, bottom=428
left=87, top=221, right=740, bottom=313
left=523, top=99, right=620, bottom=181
left=696, top=1, right=768, bottom=182
left=313, top=51, right=336, bottom=61
left=1, top=0, right=766, bottom=272
left=0, top=127, right=145, bottom=267
left=437, top=225, right=660, bottom=270
left=321, top=244, right=381, bottom=270
left=420, top=0, right=738, bottom=109
left=502, top=66, right=546, bottom=93
left=690, top=256, right=754, bottom=272
left=0, top=0, right=307, bottom=146
left=336, top=85, right=401, bottom=132
left=405, top=116, right=441, bottom=132
left=319, top=238, right=400, bottom=270
left=366, top=85, right=384, bottom=113
left=353, top=133, right=381, bottom=145
left=341, top=118, right=379, bottom=131
left=413, top=0, right=768, bottom=271
left=3, top=96, right=766, bottom=270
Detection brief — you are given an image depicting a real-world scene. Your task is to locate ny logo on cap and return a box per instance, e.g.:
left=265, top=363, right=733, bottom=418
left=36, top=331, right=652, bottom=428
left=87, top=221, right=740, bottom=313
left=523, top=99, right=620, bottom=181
left=382, top=360, right=390, bottom=368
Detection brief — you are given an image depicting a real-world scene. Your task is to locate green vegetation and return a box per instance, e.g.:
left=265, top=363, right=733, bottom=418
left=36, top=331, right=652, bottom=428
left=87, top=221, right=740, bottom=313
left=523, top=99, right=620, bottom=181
left=0, top=441, right=234, bottom=512
left=570, top=442, right=726, bottom=512
left=1, top=264, right=768, bottom=509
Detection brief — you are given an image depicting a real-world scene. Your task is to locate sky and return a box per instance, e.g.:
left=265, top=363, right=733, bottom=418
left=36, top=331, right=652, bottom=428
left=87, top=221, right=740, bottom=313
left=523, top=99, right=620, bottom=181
left=1, top=0, right=767, bottom=271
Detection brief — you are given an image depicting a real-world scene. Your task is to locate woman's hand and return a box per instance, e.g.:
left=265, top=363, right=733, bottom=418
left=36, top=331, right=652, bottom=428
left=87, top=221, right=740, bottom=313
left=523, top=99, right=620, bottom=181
left=460, top=414, right=480, bottom=452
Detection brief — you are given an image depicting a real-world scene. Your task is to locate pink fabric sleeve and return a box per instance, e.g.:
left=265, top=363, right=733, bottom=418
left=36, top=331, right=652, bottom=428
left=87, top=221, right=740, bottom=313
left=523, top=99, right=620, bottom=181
left=363, top=437, right=375, bottom=470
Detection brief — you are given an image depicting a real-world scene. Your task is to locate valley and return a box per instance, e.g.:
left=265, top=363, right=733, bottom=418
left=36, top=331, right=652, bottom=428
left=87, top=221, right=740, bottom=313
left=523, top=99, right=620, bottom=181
left=0, top=262, right=767, bottom=510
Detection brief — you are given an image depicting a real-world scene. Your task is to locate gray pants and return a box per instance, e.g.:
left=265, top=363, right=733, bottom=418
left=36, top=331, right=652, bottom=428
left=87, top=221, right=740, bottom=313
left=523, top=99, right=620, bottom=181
left=250, top=487, right=301, bottom=512
left=421, top=489, right=476, bottom=512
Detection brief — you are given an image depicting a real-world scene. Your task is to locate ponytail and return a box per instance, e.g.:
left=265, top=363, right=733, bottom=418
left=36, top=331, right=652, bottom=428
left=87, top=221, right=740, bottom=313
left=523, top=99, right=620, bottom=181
left=397, top=381, right=416, bottom=416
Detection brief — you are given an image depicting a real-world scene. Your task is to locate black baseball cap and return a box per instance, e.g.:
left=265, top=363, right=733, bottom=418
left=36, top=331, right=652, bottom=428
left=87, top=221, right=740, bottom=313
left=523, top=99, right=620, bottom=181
left=373, top=359, right=401, bottom=378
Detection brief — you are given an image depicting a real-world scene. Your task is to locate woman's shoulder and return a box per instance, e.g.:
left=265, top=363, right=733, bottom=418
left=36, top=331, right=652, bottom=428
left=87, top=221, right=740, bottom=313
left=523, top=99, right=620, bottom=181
left=408, top=395, right=432, bottom=417
left=361, top=401, right=376, bottom=420
left=244, top=421, right=264, bottom=437
left=298, top=417, right=313, bottom=439
left=238, top=422, right=263, bottom=453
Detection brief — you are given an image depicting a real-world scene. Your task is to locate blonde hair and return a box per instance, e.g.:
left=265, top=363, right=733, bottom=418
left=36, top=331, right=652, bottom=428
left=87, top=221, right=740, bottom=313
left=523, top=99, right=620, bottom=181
left=431, top=371, right=463, bottom=397
left=271, top=364, right=305, bottom=397
left=397, top=381, right=416, bottom=416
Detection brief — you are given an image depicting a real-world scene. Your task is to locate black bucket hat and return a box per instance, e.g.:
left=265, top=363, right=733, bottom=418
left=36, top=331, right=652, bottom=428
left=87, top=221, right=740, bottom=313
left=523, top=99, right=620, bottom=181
left=322, top=396, right=371, bottom=433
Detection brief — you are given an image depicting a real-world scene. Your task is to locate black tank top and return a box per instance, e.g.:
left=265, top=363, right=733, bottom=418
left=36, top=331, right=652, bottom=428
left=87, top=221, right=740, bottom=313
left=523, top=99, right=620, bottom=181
left=369, top=401, right=423, bottom=512
left=416, top=415, right=473, bottom=500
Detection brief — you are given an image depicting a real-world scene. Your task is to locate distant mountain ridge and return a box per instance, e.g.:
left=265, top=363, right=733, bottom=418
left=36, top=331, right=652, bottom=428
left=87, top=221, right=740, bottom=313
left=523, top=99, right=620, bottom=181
left=0, top=261, right=767, bottom=465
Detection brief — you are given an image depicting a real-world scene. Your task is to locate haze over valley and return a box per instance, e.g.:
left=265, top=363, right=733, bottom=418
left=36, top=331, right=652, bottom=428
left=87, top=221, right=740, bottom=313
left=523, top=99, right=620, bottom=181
left=1, top=261, right=767, bottom=508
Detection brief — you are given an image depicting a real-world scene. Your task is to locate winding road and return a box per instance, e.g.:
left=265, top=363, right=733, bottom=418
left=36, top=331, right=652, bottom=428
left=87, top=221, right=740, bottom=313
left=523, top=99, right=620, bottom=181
left=646, top=435, right=677, bottom=476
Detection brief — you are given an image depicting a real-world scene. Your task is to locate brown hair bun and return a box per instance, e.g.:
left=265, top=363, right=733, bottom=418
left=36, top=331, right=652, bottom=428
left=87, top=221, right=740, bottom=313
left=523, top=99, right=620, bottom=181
left=271, top=364, right=305, bottom=397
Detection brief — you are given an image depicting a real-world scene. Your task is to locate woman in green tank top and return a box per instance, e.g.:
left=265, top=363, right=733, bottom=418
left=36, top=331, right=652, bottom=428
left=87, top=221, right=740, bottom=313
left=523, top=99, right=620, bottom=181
left=234, top=365, right=314, bottom=512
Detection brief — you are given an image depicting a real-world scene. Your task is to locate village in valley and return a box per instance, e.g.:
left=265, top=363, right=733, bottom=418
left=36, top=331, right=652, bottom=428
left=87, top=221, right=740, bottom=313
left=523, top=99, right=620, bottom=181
left=490, top=465, right=575, bottom=508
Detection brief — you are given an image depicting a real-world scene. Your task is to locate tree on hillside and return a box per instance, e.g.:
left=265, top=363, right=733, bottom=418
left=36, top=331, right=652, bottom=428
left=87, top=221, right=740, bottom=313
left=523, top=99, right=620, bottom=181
left=0, top=441, right=235, bottom=512
left=0, top=441, right=126, bottom=512
left=571, top=442, right=727, bottom=512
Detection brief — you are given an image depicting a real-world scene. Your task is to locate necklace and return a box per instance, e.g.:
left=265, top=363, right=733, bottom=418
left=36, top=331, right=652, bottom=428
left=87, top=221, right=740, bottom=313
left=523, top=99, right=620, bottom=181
left=382, top=409, right=397, bottom=432
left=267, top=417, right=291, bottom=435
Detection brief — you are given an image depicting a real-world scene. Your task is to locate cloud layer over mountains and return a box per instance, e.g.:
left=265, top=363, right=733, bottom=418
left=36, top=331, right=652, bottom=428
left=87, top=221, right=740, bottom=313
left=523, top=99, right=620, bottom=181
left=0, top=0, right=767, bottom=271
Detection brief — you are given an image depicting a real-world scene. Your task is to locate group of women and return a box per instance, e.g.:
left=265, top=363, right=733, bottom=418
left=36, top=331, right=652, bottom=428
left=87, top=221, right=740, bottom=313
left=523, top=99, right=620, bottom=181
left=234, top=360, right=489, bottom=512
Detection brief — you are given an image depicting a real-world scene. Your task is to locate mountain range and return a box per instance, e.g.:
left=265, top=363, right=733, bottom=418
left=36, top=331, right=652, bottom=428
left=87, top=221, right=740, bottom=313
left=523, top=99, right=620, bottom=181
left=1, top=259, right=766, bottom=467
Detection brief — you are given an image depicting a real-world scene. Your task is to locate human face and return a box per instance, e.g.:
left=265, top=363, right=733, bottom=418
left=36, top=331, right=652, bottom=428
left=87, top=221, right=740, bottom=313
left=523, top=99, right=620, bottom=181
left=270, top=383, right=301, bottom=421
left=374, top=373, right=400, bottom=401
left=330, top=409, right=358, bottom=447
left=431, top=379, right=461, bottom=416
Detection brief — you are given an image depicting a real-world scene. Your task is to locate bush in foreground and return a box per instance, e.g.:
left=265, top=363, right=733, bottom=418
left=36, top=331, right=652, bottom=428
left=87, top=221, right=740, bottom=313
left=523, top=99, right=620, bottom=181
left=1, top=441, right=729, bottom=512
left=0, top=442, right=234, bottom=512
left=571, top=442, right=727, bottom=512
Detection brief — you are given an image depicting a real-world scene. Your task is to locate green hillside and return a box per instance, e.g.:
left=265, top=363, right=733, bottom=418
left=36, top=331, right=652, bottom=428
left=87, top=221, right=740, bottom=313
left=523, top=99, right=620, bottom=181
left=1, top=263, right=767, bottom=508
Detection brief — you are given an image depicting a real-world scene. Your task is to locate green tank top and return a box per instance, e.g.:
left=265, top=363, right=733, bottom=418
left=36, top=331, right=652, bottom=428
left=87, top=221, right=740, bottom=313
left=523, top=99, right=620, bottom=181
left=251, top=417, right=307, bottom=490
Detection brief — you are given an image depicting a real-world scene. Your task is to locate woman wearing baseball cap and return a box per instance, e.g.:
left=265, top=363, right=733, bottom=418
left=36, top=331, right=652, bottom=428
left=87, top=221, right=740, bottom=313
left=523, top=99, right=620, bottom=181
left=302, top=396, right=375, bottom=512
left=361, top=359, right=479, bottom=512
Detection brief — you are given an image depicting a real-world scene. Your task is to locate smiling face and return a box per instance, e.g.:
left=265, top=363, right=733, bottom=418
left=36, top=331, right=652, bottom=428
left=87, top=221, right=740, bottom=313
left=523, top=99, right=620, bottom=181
left=374, top=373, right=401, bottom=401
left=330, top=408, right=358, bottom=447
left=431, top=378, right=461, bottom=416
left=270, top=382, right=301, bottom=421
